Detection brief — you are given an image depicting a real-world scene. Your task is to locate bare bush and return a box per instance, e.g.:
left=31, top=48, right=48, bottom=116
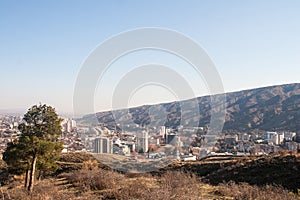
left=109, top=171, right=202, bottom=200
left=217, top=181, right=297, bottom=200
left=63, top=168, right=124, bottom=192
left=1, top=179, right=77, bottom=200
left=158, top=171, right=200, bottom=199
left=107, top=178, right=151, bottom=200
left=82, top=160, right=98, bottom=170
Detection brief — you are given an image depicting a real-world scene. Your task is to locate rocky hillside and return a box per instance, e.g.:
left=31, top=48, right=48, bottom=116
left=80, top=83, right=300, bottom=132
left=223, top=83, right=300, bottom=131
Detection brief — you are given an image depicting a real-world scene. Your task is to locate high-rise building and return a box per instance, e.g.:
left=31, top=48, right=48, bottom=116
left=263, top=132, right=278, bottom=144
left=278, top=132, right=285, bottom=144
left=61, top=118, right=77, bottom=133
left=137, top=131, right=148, bottom=153
left=160, top=126, right=166, bottom=135
left=166, top=134, right=181, bottom=145
left=283, top=132, right=296, bottom=141
left=67, top=120, right=72, bottom=133
left=94, top=137, right=113, bottom=154
left=71, top=120, right=76, bottom=128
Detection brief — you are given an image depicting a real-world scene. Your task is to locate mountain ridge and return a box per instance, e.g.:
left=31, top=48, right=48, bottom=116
left=81, top=83, right=300, bottom=132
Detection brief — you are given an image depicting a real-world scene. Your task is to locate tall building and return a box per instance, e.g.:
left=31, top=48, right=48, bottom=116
left=283, top=132, right=296, bottom=141
left=166, top=134, right=181, bottom=146
left=278, top=132, right=285, bottom=144
left=94, top=137, right=113, bottom=154
left=61, top=118, right=77, bottom=133
left=263, top=131, right=279, bottom=145
left=160, top=126, right=166, bottom=135
left=137, top=130, right=149, bottom=153
left=67, top=120, right=72, bottom=133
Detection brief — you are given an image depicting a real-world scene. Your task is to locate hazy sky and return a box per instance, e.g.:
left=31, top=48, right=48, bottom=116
left=1, top=1, right=300, bottom=115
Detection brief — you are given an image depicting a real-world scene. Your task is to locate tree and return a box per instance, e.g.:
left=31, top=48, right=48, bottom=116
left=36, top=141, right=63, bottom=180
left=3, top=104, right=63, bottom=193
left=3, top=138, right=33, bottom=188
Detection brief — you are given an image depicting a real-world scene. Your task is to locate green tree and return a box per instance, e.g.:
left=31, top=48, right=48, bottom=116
left=3, top=104, right=63, bottom=193
left=3, top=138, right=33, bottom=188
left=36, top=141, right=63, bottom=179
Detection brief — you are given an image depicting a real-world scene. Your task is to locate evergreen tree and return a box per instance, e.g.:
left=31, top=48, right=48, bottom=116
left=3, top=104, right=63, bottom=193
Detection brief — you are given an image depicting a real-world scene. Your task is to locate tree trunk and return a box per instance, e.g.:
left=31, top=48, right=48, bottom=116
left=24, top=167, right=30, bottom=189
left=28, top=154, right=37, bottom=193
left=37, top=170, right=42, bottom=181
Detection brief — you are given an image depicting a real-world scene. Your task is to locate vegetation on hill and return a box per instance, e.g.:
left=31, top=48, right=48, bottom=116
left=162, top=152, right=300, bottom=192
left=0, top=166, right=298, bottom=200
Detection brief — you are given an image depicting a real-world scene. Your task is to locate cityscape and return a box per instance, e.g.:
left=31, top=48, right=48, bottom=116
left=1, top=1, right=300, bottom=199
left=1, top=112, right=300, bottom=162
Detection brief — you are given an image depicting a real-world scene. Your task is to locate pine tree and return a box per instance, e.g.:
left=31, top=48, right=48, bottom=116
left=3, top=104, right=63, bottom=193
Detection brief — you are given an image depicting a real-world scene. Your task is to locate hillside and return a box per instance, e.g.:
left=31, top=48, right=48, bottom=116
left=80, top=83, right=300, bottom=132
left=163, top=153, right=300, bottom=192
left=1, top=152, right=299, bottom=199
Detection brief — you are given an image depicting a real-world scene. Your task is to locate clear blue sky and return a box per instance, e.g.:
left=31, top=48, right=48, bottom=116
left=1, top=0, right=300, bottom=114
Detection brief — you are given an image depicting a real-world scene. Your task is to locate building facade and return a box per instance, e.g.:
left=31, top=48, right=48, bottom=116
left=94, top=137, right=113, bottom=154
left=137, top=131, right=149, bottom=153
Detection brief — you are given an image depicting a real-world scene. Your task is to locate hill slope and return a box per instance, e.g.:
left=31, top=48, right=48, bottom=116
left=80, top=83, right=300, bottom=132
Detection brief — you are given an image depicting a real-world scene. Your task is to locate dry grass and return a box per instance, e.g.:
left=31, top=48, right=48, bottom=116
left=0, top=179, right=79, bottom=200
left=60, top=169, right=203, bottom=199
left=217, top=181, right=298, bottom=200
left=104, top=170, right=202, bottom=200
left=62, top=169, right=298, bottom=200
left=1, top=167, right=298, bottom=200
left=62, top=169, right=124, bottom=192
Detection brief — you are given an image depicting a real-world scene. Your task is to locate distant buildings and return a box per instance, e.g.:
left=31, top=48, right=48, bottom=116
left=263, top=131, right=279, bottom=145
left=2, top=113, right=300, bottom=161
left=263, top=131, right=296, bottom=145
left=224, top=135, right=238, bottom=145
left=94, top=137, right=113, bottom=154
left=238, top=133, right=251, bottom=142
left=136, top=130, right=148, bottom=153
left=159, top=126, right=174, bottom=141
left=283, top=132, right=296, bottom=141
left=284, top=141, right=299, bottom=151
left=180, top=154, right=197, bottom=161
left=61, top=118, right=77, bottom=133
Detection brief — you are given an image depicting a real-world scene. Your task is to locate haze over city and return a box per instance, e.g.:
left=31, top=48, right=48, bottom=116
left=1, top=1, right=300, bottom=115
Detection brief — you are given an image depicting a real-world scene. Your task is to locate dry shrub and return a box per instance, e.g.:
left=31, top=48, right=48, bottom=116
left=157, top=171, right=201, bottom=199
left=0, top=169, right=199, bottom=200
left=82, top=160, right=98, bottom=170
left=217, top=181, right=297, bottom=200
left=1, top=179, right=77, bottom=200
left=160, top=170, right=198, bottom=188
left=109, top=171, right=202, bottom=200
left=63, top=168, right=124, bottom=192
left=106, top=178, right=150, bottom=200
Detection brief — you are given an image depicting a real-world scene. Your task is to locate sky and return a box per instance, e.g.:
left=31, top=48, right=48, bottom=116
left=0, top=0, right=300, bottom=115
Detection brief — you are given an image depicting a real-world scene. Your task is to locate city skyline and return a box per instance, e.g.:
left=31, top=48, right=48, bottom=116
left=1, top=1, right=300, bottom=115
